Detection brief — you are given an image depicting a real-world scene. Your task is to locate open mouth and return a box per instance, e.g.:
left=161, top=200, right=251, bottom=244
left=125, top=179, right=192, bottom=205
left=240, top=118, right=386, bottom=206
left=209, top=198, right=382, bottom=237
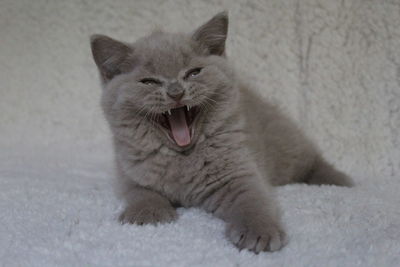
left=153, top=105, right=199, bottom=147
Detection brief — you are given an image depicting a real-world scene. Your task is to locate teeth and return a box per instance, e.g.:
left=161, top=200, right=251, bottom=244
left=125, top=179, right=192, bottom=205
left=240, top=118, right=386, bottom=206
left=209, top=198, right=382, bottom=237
left=187, top=105, right=191, bottom=111
left=167, top=110, right=171, bottom=115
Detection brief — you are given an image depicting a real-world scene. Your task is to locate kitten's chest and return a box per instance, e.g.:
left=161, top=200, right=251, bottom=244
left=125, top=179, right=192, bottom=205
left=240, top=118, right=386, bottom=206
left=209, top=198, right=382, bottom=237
left=138, top=147, right=208, bottom=204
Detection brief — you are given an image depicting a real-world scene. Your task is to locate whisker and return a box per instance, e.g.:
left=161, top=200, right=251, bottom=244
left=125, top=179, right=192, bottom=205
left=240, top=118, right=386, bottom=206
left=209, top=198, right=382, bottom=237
left=203, top=100, right=215, bottom=112
left=150, top=107, right=157, bottom=128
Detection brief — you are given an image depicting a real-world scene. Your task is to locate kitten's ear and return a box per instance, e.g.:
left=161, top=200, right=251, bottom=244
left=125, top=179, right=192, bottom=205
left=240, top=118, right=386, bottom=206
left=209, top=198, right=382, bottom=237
left=192, top=11, right=228, bottom=56
left=90, top=34, right=134, bottom=80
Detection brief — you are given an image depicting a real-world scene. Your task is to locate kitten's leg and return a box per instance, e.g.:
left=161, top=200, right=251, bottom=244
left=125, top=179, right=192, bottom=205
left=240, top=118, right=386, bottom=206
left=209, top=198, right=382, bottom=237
left=119, top=186, right=177, bottom=225
left=201, top=177, right=286, bottom=253
left=304, top=157, right=354, bottom=187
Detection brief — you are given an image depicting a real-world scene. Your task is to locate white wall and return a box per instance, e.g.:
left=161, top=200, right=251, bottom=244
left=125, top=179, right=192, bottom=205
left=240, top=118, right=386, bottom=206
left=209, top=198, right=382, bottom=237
left=1, top=0, right=399, bottom=182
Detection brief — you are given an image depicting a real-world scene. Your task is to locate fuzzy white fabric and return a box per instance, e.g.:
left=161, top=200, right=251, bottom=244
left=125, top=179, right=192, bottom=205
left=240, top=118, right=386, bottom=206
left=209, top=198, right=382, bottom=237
left=1, top=0, right=399, bottom=266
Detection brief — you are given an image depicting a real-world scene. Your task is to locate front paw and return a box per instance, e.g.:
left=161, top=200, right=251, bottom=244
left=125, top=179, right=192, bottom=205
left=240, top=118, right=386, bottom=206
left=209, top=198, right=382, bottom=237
left=226, top=219, right=287, bottom=253
left=119, top=203, right=177, bottom=225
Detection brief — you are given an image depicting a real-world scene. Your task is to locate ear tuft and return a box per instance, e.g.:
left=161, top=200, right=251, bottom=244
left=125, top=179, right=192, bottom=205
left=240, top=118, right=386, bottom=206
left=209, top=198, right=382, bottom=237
left=90, top=34, right=133, bottom=80
left=192, top=11, right=229, bottom=56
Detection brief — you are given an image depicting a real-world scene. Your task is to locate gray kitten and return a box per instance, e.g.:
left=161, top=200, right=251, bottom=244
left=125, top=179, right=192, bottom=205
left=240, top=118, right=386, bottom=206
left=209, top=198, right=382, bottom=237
left=90, top=12, right=353, bottom=254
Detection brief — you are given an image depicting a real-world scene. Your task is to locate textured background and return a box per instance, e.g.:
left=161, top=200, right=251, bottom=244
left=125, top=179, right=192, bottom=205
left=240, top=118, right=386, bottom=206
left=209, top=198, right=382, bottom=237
left=1, top=0, right=400, bottom=266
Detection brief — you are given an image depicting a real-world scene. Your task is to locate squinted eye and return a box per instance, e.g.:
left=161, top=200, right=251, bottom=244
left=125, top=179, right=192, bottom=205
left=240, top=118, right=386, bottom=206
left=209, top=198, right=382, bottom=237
left=139, top=78, right=162, bottom=86
left=184, top=68, right=202, bottom=79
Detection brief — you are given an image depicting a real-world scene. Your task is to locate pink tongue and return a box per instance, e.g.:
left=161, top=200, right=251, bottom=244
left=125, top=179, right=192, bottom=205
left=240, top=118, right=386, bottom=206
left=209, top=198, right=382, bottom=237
left=167, top=108, right=191, bottom=147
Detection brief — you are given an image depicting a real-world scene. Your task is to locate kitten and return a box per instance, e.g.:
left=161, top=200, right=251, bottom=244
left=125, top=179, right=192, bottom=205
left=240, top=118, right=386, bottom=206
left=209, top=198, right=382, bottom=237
left=90, top=12, right=353, bottom=253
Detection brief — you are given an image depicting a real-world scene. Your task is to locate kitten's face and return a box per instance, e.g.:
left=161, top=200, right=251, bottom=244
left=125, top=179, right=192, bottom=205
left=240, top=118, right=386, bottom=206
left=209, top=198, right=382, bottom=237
left=91, top=12, right=234, bottom=151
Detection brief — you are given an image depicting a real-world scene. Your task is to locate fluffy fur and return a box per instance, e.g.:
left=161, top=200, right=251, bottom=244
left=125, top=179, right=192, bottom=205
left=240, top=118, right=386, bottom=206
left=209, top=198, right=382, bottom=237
left=90, top=12, right=352, bottom=254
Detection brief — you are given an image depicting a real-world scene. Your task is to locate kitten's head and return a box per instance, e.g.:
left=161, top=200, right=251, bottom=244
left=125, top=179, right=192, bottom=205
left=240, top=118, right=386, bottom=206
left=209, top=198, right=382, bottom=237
left=91, top=12, right=236, bottom=151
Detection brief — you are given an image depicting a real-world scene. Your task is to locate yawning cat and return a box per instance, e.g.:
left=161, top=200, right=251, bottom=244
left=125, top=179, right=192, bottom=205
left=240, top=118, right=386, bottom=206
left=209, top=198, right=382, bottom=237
left=90, top=12, right=353, bottom=253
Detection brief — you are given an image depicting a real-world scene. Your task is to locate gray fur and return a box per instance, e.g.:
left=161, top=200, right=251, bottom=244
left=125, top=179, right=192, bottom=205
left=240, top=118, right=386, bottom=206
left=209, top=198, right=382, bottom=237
left=90, top=12, right=352, bottom=254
